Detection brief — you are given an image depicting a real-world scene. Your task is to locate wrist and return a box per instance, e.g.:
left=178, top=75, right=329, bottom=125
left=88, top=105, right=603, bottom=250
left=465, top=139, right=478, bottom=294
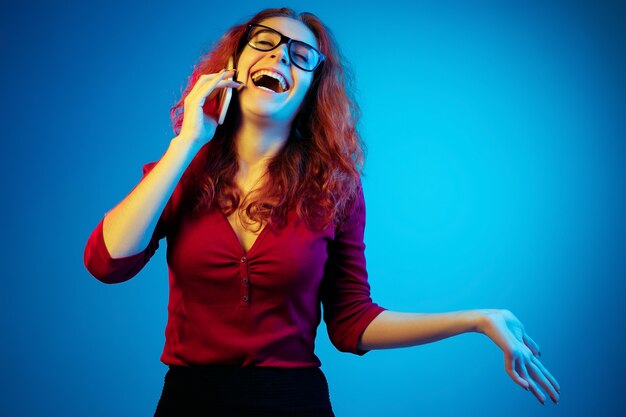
left=471, top=309, right=492, bottom=334
left=169, top=135, right=203, bottom=156
left=472, top=309, right=505, bottom=334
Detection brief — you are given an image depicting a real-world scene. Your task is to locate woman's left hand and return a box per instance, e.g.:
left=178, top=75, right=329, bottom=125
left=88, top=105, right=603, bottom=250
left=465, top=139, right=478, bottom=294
left=476, top=309, right=561, bottom=405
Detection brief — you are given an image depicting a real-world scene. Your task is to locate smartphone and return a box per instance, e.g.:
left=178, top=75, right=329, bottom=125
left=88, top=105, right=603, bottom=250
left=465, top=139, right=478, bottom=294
left=216, top=56, right=234, bottom=125
left=202, top=56, right=235, bottom=125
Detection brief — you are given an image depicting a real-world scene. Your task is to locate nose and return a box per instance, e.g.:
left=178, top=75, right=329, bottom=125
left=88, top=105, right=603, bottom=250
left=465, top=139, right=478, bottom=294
left=269, top=43, right=290, bottom=65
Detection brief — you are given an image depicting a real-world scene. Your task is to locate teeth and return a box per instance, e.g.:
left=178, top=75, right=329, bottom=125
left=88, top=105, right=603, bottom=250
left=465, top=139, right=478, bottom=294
left=256, top=85, right=275, bottom=93
left=251, top=70, right=288, bottom=92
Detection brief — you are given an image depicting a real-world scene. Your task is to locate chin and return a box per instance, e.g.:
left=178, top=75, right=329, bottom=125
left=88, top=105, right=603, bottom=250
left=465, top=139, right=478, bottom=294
left=242, top=103, right=298, bottom=124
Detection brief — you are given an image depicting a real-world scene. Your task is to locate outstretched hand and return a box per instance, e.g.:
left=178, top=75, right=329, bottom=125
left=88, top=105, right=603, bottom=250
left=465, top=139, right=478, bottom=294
left=477, top=309, right=561, bottom=405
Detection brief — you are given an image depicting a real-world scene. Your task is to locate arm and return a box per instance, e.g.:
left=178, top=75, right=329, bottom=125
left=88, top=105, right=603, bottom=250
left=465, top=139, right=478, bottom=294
left=102, top=136, right=201, bottom=258
left=357, top=309, right=483, bottom=350
left=320, top=182, right=388, bottom=356
left=358, top=308, right=561, bottom=406
left=84, top=136, right=200, bottom=283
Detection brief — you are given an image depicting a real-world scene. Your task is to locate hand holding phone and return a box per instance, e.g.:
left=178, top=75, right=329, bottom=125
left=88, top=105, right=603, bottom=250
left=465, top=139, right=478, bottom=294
left=180, top=62, right=240, bottom=147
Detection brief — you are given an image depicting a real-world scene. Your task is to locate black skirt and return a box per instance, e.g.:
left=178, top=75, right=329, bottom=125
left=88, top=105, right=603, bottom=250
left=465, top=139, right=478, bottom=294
left=154, top=364, right=336, bottom=417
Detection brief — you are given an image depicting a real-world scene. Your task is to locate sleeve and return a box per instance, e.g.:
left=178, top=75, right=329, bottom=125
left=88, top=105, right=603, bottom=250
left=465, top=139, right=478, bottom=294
left=83, top=161, right=167, bottom=284
left=320, top=182, right=388, bottom=355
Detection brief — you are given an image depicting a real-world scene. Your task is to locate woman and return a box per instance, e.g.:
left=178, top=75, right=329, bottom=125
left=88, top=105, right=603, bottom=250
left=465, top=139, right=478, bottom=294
left=84, top=7, right=560, bottom=416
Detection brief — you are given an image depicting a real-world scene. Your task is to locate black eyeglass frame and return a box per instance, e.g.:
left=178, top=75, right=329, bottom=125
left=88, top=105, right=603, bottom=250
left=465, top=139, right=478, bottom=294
left=245, top=24, right=326, bottom=72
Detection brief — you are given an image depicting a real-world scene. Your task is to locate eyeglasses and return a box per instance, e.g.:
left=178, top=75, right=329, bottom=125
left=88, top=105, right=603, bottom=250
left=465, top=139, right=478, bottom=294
left=245, top=24, right=326, bottom=72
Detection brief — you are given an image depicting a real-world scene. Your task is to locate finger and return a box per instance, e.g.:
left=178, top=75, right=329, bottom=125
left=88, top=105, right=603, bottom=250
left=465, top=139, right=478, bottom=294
left=189, top=70, right=225, bottom=93
left=187, top=69, right=232, bottom=99
left=531, top=355, right=561, bottom=394
left=506, top=355, right=530, bottom=390
left=196, top=79, right=243, bottom=104
left=523, top=333, right=541, bottom=357
left=526, top=360, right=559, bottom=404
left=195, top=69, right=236, bottom=87
left=202, top=79, right=243, bottom=91
left=187, top=72, right=235, bottom=106
left=516, top=357, right=546, bottom=404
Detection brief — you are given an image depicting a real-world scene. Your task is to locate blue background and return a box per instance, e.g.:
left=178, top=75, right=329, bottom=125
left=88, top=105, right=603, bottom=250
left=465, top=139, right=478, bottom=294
left=1, top=0, right=624, bottom=416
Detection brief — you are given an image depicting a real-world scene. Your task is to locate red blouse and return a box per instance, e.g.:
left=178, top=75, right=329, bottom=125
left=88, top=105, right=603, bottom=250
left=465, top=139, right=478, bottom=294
left=84, top=160, right=387, bottom=368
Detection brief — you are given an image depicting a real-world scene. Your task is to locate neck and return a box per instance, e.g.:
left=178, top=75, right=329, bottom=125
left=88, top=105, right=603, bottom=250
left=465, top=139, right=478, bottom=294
left=233, top=117, right=291, bottom=178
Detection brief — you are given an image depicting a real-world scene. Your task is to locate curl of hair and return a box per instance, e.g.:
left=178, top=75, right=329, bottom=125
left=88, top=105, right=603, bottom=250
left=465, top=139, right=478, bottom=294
left=169, top=7, right=366, bottom=233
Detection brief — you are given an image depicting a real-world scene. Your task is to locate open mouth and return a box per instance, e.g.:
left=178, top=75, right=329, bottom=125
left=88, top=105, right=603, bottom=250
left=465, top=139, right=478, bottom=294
left=250, top=70, right=290, bottom=94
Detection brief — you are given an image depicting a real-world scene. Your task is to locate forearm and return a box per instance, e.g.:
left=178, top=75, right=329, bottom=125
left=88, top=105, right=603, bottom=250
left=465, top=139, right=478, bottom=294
left=358, top=309, right=486, bottom=350
left=103, top=136, right=201, bottom=258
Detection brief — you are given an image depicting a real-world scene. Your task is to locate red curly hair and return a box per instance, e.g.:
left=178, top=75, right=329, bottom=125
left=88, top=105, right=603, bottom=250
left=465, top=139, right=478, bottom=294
left=170, top=7, right=366, bottom=232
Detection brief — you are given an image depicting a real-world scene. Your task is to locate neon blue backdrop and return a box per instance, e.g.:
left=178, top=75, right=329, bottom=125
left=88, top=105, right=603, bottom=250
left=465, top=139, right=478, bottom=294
left=1, top=0, right=624, bottom=416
